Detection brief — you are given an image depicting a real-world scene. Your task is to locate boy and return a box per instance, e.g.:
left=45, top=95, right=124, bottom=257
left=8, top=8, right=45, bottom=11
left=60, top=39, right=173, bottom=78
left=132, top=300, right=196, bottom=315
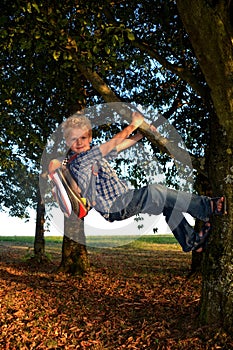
left=62, top=112, right=225, bottom=252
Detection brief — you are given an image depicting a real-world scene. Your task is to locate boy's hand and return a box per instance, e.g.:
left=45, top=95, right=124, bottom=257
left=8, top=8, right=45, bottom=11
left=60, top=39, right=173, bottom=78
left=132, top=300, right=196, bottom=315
left=49, top=159, right=61, bottom=173
left=150, top=124, right=157, bottom=133
left=131, top=111, right=144, bottom=128
left=100, top=111, right=144, bottom=157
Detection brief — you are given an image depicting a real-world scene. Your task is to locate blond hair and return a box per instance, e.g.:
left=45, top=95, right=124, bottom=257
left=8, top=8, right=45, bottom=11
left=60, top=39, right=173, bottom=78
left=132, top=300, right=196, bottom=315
left=62, top=113, right=92, bottom=140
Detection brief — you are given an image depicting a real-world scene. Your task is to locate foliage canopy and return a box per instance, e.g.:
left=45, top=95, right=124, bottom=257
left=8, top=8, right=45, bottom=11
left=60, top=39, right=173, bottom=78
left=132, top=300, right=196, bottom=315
left=0, top=0, right=218, bottom=216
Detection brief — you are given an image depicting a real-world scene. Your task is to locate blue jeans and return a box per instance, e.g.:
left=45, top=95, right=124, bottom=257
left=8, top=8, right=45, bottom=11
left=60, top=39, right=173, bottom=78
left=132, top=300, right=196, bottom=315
left=107, top=184, right=212, bottom=252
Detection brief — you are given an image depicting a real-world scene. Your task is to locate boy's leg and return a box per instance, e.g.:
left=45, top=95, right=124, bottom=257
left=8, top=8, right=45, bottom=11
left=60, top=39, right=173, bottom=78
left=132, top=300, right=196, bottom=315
left=109, top=184, right=212, bottom=221
left=163, top=207, right=196, bottom=252
left=108, top=185, right=224, bottom=251
left=146, top=184, right=212, bottom=221
left=142, top=185, right=221, bottom=251
left=192, top=222, right=212, bottom=252
left=108, top=187, right=199, bottom=252
left=109, top=184, right=223, bottom=222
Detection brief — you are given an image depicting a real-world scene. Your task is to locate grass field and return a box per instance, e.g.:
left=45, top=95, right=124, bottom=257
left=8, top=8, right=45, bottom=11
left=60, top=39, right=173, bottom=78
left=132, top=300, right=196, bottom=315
left=0, top=235, right=232, bottom=349
left=0, top=234, right=177, bottom=247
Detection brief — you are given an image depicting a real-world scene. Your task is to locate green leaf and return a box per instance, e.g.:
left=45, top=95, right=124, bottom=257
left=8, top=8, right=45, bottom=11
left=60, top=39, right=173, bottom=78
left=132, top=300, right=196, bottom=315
left=127, top=31, right=135, bottom=41
left=27, top=3, right=32, bottom=13
left=93, top=46, right=98, bottom=54
left=53, top=51, right=61, bottom=61
left=105, top=46, right=110, bottom=55
left=32, top=3, right=40, bottom=13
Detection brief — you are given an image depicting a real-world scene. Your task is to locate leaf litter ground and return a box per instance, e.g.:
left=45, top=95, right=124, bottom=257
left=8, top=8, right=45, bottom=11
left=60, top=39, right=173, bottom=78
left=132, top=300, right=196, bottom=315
left=0, top=240, right=233, bottom=350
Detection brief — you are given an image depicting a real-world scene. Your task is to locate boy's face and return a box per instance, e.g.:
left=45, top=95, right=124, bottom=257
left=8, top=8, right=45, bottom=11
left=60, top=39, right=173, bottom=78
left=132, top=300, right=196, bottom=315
left=66, top=127, right=92, bottom=154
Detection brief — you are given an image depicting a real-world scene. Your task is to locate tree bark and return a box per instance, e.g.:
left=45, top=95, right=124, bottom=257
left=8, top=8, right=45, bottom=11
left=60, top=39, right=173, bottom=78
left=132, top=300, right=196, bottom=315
left=177, top=0, right=233, bottom=332
left=200, top=114, right=233, bottom=332
left=57, top=99, right=90, bottom=275
left=58, top=212, right=90, bottom=275
left=34, top=189, right=45, bottom=262
left=176, top=0, right=233, bottom=133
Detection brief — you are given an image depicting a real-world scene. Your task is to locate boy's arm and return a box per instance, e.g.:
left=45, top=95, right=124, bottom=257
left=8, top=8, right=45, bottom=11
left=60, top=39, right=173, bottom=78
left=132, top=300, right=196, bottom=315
left=115, top=132, right=144, bottom=153
left=99, top=112, right=144, bottom=157
left=114, top=124, right=157, bottom=153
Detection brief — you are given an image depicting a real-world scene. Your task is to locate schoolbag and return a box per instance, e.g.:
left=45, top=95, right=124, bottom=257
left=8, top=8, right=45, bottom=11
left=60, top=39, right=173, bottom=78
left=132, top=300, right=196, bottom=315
left=48, top=157, right=91, bottom=219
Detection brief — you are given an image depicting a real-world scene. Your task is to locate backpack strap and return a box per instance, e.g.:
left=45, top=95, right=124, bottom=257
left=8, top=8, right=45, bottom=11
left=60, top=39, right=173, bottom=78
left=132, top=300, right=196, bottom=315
left=65, top=150, right=99, bottom=208
left=59, top=166, right=90, bottom=218
left=48, top=152, right=99, bottom=218
left=87, top=162, right=99, bottom=206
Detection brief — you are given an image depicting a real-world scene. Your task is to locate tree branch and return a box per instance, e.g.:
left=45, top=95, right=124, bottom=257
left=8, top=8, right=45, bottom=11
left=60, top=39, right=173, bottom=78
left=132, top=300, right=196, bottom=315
left=76, top=61, right=194, bottom=166
left=103, top=2, right=211, bottom=102
left=131, top=40, right=210, bottom=100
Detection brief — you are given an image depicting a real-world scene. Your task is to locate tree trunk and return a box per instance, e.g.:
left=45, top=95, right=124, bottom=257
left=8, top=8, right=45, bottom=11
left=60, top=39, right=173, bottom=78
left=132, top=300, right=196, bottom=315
left=58, top=214, right=90, bottom=275
left=176, top=0, right=233, bottom=332
left=199, top=115, right=233, bottom=332
left=34, top=189, right=45, bottom=262
left=56, top=101, right=90, bottom=275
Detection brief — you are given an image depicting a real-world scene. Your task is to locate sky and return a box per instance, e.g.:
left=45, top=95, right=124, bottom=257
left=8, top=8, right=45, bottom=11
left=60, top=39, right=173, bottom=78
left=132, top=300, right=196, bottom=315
left=0, top=207, right=171, bottom=237
left=0, top=206, right=194, bottom=237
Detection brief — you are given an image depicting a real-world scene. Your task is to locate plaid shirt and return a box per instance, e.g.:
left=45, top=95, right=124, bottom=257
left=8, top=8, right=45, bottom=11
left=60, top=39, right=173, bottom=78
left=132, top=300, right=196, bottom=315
left=68, top=145, right=128, bottom=218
